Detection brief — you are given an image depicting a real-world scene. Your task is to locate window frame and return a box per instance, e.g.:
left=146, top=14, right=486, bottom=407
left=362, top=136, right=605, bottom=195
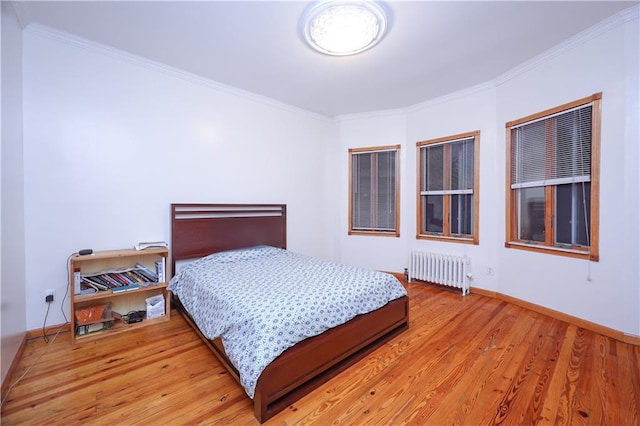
left=416, top=131, right=480, bottom=244
left=348, top=144, right=401, bottom=237
left=505, top=93, right=601, bottom=261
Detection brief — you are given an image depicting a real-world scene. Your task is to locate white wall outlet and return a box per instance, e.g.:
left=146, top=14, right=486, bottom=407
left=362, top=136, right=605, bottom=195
left=487, top=267, right=494, bottom=276
left=45, top=289, right=54, bottom=302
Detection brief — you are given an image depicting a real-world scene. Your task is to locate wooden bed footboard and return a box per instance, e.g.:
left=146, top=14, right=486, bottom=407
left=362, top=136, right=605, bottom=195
left=253, top=295, right=409, bottom=422
left=173, top=293, right=409, bottom=423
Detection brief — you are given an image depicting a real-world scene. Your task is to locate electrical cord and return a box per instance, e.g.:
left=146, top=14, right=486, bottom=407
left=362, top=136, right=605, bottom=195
left=0, top=322, right=67, bottom=408
left=2, top=252, right=79, bottom=408
left=4, top=252, right=77, bottom=406
left=42, top=302, right=52, bottom=343
left=121, top=310, right=146, bottom=324
left=42, top=254, right=74, bottom=342
left=62, top=254, right=74, bottom=324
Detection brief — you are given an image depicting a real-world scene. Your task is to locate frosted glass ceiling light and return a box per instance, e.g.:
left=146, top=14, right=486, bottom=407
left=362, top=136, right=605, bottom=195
left=303, top=1, right=387, bottom=56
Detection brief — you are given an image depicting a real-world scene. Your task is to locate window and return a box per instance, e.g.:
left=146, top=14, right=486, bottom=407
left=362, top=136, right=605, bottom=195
left=505, top=93, right=601, bottom=261
left=349, top=145, right=400, bottom=236
left=417, top=131, right=479, bottom=244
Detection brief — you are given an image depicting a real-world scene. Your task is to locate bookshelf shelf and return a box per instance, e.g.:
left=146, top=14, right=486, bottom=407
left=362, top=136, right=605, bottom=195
left=69, top=248, right=171, bottom=344
left=74, top=283, right=169, bottom=302
left=74, top=315, right=169, bottom=342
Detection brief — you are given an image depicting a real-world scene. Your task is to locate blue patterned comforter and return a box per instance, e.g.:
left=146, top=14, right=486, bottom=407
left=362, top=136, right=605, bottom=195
left=168, top=245, right=407, bottom=398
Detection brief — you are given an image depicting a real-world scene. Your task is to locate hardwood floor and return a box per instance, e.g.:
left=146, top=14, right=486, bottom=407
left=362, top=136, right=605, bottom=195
left=2, top=282, right=639, bottom=425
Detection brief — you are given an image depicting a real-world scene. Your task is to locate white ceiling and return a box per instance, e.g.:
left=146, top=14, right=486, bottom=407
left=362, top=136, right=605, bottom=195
left=13, top=1, right=636, bottom=117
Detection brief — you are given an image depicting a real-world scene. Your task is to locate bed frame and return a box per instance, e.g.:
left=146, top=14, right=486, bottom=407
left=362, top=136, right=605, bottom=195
left=170, top=203, right=409, bottom=423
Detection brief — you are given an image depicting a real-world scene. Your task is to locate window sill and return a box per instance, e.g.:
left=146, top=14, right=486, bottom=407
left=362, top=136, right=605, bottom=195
left=349, top=230, right=399, bottom=238
left=417, top=234, right=478, bottom=245
left=505, top=241, right=598, bottom=261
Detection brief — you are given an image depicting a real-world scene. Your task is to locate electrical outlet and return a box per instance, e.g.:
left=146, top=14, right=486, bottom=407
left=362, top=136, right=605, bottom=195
left=487, top=267, right=494, bottom=276
left=45, top=289, right=54, bottom=303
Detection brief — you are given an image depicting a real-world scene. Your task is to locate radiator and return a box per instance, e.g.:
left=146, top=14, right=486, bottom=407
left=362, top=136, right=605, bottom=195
left=409, top=252, right=470, bottom=296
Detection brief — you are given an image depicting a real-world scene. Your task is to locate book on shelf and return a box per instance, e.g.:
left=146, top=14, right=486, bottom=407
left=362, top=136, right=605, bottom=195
left=119, top=272, right=138, bottom=285
left=79, top=286, right=98, bottom=295
left=130, top=269, right=155, bottom=284
left=74, top=268, right=82, bottom=295
left=79, top=262, right=162, bottom=296
left=88, top=275, right=112, bottom=288
left=155, top=257, right=166, bottom=283
left=82, top=277, right=109, bottom=291
left=135, top=263, right=158, bottom=281
left=124, top=270, right=144, bottom=284
left=134, top=241, right=168, bottom=251
left=76, top=320, right=114, bottom=336
left=101, top=274, right=123, bottom=287
left=111, top=283, right=140, bottom=293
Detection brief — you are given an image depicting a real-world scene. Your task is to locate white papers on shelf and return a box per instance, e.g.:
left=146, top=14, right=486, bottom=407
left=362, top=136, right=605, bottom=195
left=134, top=241, right=168, bottom=251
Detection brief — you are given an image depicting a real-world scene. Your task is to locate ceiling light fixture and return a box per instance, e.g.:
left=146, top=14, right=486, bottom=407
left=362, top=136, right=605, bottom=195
left=303, top=1, right=387, bottom=56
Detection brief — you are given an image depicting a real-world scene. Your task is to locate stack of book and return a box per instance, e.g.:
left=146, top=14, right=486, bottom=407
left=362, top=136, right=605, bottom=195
left=81, top=263, right=159, bottom=293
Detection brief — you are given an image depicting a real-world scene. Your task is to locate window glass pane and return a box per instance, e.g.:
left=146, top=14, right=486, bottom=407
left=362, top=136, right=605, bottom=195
left=424, top=145, right=444, bottom=191
left=450, top=139, right=474, bottom=190
left=518, top=187, right=545, bottom=242
left=423, top=195, right=444, bottom=233
left=352, top=153, right=372, bottom=229
left=556, top=182, right=591, bottom=246
left=376, top=151, right=396, bottom=230
left=450, top=194, right=473, bottom=235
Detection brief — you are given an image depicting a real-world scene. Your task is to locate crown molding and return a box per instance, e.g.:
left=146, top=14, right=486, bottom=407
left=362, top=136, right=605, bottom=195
left=347, top=3, right=638, bottom=121
left=24, top=23, right=332, bottom=123
left=336, top=79, right=496, bottom=121
left=336, top=107, right=407, bottom=122
left=404, top=81, right=496, bottom=114
left=9, top=1, right=29, bottom=28
left=336, top=80, right=496, bottom=122
left=494, top=3, right=639, bottom=87
left=619, top=3, right=640, bottom=23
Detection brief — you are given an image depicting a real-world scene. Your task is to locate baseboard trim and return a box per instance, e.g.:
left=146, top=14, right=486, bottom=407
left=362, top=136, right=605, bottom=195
left=470, top=286, right=640, bottom=346
left=1, top=332, right=28, bottom=402
left=25, top=323, right=70, bottom=341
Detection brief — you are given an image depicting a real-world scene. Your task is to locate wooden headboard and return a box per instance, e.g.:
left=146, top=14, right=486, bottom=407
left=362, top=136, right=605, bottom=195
left=170, top=203, right=287, bottom=276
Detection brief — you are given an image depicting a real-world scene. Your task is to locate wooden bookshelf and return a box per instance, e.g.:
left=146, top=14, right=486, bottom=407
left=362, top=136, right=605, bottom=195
left=69, top=248, right=171, bottom=344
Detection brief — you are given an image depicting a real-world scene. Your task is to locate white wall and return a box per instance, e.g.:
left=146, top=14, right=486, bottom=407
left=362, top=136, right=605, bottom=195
left=336, top=10, right=640, bottom=336
left=495, top=19, right=638, bottom=336
left=406, top=88, right=500, bottom=290
left=1, top=1, right=27, bottom=384
left=337, top=112, right=408, bottom=272
left=624, top=8, right=640, bottom=341
left=21, top=28, right=338, bottom=330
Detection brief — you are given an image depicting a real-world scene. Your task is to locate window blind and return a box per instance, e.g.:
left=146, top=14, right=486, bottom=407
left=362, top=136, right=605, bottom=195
left=420, top=138, right=474, bottom=195
left=352, top=150, right=396, bottom=231
left=375, top=151, right=396, bottom=231
left=352, top=152, right=373, bottom=229
left=511, top=105, right=592, bottom=189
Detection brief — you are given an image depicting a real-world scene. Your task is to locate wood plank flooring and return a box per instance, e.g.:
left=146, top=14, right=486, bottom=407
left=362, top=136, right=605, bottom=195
left=2, top=282, right=639, bottom=425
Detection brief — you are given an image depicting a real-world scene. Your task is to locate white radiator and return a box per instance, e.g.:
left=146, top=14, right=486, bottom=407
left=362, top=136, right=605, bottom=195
left=409, top=252, right=470, bottom=296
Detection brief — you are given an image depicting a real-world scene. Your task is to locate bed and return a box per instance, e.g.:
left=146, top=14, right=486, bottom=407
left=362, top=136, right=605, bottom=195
left=169, top=203, right=409, bottom=423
